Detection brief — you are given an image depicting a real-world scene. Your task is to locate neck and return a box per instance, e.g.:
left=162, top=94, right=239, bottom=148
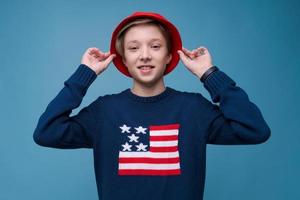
left=131, top=79, right=166, bottom=97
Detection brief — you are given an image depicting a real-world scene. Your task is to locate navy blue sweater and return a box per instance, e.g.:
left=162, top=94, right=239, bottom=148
left=33, top=64, right=271, bottom=200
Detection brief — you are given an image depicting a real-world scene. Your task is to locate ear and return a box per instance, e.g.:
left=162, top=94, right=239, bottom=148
left=166, top=53, right=172, bottom=64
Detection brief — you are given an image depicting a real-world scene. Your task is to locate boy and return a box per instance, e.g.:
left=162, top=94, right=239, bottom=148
left=33, top=11, right=271, bottom=200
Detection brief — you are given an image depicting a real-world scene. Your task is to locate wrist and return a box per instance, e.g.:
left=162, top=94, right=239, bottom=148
left=200, top=66, right=219, bottom=83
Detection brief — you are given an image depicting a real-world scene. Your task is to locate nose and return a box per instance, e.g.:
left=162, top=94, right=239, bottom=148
left=139, top=47, right=152, bottom=61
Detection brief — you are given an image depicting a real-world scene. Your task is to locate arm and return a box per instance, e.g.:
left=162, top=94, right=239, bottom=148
left=202, top=69, right=271, bottom=145
left=33, top=48, right=116, bottom=149
left=178, top=46, right=271, bottom=145
left=33, top=64, right=98, bottom=149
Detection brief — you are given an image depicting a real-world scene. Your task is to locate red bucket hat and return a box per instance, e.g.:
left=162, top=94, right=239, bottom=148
left=110, top=11, right=182, bottom=78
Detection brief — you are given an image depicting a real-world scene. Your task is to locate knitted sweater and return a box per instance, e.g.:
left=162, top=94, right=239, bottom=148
left=33, top=64, right=271, bottom=200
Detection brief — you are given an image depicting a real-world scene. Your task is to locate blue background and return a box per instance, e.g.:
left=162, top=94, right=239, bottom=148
left=0, top=0, right=299, bottom=199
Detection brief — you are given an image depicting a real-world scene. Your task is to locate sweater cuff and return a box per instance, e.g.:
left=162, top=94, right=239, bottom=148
left=66, top=64, right=97, bottom=88
left=203, top=70, right=236, bottom=103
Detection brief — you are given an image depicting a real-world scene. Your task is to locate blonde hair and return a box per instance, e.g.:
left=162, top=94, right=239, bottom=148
left=115, top=18, right=172, bottom=58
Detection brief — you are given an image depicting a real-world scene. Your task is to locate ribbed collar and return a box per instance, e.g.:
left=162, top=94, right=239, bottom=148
left=123, top=86, right=175, bottom=103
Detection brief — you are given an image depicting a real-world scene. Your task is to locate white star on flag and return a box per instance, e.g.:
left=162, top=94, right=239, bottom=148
left=121, top=142, right=132, bottom=151
left=120, top=124, right=131, bottom=133
left=135, top=143, right=148, bottom=151
left=128, top=134, right=139, bottom=143
left=134, top=126, right=147, bottom=134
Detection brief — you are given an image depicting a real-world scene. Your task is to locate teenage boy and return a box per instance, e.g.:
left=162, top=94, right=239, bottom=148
left=33, top=11, right=271, bottom=200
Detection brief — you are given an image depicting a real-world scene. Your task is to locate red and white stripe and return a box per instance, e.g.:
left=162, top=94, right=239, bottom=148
left=118, top=124, right=181, bottom=176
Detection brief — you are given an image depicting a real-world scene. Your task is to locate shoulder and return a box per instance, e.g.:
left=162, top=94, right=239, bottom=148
left=82, top=91, right=123, bottom=117
left=171, top=89, right=220, bottom=124
left=173, top=88, right=219, bottom=113
left=92, top=89, right=125, bottom=105
left=172, top=88, right=210, bottom=104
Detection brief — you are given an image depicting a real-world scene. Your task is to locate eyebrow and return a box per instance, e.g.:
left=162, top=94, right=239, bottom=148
left=126, top=38, right=162, bottom=44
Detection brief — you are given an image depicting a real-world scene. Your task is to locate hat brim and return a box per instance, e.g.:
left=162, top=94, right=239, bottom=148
left=110, top=12, right=182, bottom=78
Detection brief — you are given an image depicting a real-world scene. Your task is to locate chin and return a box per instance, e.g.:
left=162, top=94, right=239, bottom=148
left=136, top=76, right=156, bottom=85
left=129, top=68, right=165, bottom=84
left=132, top=74, right=160, bottom=85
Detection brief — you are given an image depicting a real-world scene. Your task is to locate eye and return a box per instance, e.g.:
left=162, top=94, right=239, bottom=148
left=128, top=46, right=138, bottom=51
left=152, top=45, right=161, bottom=49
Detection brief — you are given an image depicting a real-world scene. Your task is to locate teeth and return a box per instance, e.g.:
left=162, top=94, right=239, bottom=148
left=139, top=65, right=154, bottom=69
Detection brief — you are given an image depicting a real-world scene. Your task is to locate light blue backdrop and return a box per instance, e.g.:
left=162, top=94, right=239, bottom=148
left=0, top=0, right=299, bottom=199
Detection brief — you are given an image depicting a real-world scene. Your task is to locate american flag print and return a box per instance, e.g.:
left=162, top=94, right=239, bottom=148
left=118, top=123, right=181, bottom=176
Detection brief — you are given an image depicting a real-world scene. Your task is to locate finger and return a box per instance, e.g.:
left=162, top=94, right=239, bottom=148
left=195, top=48, right=205, bottom=56
left=103, top=52, right=111, bottom=58
left=94, top=49, right=103, bottom=57
left=89, top=50, right=99, bottom=56
left=193, top=48, right=203, bottom=55
left=177, top=50, right=191, bottom=66
left=196, top=47, right=205, bottom=51
left=87, top=48, right=94, bottom=55
left=98, top=51, right=111, bottom=60
left=182, top=47, right=191, bottom=52
left=192, top=47, right=206, bottom=56
left=88, top=47, right=99, bottom=54
left=197, top=46, right=207, bottom=50
left=189, top=50, right=196, bottom=58
left=90, top=48, right=102, bottom=54
left=183, top=47, right=198, bottom=59
left=92, top=50, right=107, bottom=59
left=182, top=47, right=194, bottom=56
left=181, top=48, right=195, bottom=59
left=91, top=51, right=100, bottom=58
left=102, top=54, right=116, bottom=66
left=97, top=52, right=110, bottom=61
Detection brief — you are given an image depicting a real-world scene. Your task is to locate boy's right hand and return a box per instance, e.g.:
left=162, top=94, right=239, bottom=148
left=81, top=47, right=116, bottom=75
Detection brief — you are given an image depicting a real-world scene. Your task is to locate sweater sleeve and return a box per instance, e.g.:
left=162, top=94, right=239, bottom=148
left=33, top=64, right=98, bottom=149
left=202, top=70, right=271, bottom=145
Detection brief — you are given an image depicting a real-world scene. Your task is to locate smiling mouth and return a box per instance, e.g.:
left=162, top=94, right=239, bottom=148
left=137, top=65, right=155, bottom=69
left=137, top=65, right=155, bottom=74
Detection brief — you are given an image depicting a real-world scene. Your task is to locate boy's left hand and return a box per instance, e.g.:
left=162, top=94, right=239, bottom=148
left=177, top=46, right=214, bottom=78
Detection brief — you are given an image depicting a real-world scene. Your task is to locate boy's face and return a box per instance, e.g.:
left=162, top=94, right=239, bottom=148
left=122, top=24, right=172, bottom=86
